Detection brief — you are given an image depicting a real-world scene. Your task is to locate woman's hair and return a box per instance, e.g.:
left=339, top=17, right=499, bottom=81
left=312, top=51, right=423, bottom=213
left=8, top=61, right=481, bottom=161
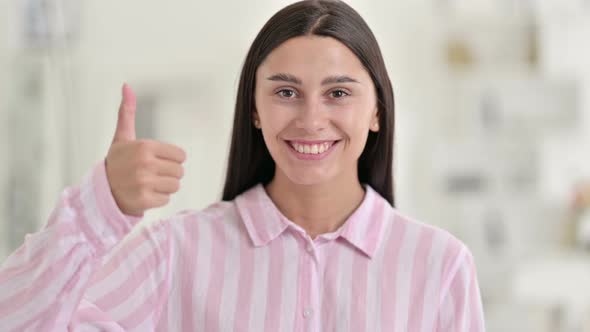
left=222, top=0, right=395, bottom=206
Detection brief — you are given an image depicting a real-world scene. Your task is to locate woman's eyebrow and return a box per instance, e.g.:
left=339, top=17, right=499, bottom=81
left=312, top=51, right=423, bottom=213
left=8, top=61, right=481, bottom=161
left=266, top=73, right=360, bottom=85
left=322, top=75, right=360, bottom=85
left=266, top=73, right=302, bottom=84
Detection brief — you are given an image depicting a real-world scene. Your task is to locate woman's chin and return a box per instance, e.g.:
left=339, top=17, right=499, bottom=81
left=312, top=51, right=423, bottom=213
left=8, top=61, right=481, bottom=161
left=283, top=169, right=335, bottom=187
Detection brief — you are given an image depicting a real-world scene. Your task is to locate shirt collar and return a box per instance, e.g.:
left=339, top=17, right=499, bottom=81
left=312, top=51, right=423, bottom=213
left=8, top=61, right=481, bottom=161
left=234, top=183, right=392, bottom=259
left=235, top=183, right=290, bottom=248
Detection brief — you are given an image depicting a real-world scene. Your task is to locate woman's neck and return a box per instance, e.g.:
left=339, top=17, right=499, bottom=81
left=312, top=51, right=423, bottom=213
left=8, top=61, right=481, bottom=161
left=265, top=171, right=366, bottom=240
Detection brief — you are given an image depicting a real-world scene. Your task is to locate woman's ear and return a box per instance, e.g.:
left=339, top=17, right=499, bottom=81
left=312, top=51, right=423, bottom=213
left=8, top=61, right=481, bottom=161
left=252, top=111, right=261, bottom=129
left=369, top=106, right=380, bottom=132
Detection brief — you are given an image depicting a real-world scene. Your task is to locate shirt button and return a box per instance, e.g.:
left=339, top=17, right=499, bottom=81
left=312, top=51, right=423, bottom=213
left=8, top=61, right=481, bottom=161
left=303, top=308, right=313, bottom=318
left=306, top=244, right=313, bottom=253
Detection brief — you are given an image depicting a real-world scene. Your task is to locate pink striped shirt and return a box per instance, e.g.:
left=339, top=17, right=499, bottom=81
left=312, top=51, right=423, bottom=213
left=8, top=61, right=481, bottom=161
left=0, top=159, right=485, bottom=331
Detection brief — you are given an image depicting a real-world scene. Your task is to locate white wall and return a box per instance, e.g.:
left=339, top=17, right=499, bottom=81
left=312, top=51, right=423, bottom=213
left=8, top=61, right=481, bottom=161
left=2, top=1, right=590, bottom=329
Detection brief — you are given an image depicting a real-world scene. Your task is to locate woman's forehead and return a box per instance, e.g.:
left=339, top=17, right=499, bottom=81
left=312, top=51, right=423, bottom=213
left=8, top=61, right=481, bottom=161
left=257, top=36, right=369, bottom=82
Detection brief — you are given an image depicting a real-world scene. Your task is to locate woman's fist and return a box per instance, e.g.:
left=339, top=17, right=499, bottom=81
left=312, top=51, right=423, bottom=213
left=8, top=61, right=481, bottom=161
left=105, top=84, right=186, bottom=216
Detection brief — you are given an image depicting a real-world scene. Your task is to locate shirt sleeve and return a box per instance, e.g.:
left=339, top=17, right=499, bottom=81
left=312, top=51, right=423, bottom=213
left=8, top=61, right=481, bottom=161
left=437, top=245, right=486, bottom=332
left=0, top=159, right=172, bottom=331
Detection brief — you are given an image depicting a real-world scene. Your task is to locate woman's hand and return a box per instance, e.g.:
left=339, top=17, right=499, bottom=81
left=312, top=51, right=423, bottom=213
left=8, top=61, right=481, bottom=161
left=105, top=84, right=186, bottom=216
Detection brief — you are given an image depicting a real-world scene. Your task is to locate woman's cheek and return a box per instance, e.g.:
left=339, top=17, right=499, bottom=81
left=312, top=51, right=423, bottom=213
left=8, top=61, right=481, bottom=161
left=333, top=106, right=360, bottom=126
left=265, top=112, right=288, bottom=130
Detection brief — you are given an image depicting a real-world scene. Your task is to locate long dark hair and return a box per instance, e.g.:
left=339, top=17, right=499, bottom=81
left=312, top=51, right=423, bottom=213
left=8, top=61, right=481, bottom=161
left=222, top=0, right=395, bottom=206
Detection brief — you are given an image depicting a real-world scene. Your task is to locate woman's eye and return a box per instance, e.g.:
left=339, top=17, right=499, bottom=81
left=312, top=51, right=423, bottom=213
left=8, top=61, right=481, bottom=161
left=330, top=89, right=349, bottom=98
left=277, top=89, right=296, bottom=98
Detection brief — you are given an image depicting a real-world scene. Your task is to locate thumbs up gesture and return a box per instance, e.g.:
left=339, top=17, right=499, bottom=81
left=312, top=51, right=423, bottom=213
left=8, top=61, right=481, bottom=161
left=105, top=84, right=186, bottom=216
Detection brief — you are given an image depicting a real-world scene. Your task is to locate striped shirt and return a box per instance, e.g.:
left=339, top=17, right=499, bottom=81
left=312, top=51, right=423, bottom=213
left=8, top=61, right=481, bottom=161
left=0, top=159, right=486, bottom=331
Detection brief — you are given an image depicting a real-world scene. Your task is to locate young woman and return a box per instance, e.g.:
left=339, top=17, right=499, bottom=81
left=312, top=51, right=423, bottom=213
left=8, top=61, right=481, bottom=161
left=0, top=0, right=485, bottom=331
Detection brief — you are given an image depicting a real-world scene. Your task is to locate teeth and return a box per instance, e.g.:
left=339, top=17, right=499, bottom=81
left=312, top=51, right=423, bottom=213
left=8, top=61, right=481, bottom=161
left=290, top=142, right=334, bottom=155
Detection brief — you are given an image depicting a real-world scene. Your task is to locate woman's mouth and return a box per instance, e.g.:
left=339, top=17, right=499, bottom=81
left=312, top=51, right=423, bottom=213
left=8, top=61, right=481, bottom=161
left=284, top=139, right=341, bottom=160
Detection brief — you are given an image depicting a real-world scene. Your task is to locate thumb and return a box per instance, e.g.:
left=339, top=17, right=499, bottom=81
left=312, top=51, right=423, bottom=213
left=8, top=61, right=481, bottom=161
left=112, top=83, right=137, bottom=143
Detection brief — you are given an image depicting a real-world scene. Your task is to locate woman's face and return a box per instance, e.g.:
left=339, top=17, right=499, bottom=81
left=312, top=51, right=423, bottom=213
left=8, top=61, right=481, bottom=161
left=254, top=35, right=379, bottom=186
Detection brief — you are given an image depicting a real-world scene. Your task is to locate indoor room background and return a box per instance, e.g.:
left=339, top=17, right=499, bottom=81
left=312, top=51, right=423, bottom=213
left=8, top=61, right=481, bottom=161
left=1, top=0, right=589, bottom=331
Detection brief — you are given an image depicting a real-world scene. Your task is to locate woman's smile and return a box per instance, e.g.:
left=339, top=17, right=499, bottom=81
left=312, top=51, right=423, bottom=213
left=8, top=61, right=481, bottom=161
left=284, top=139, right=342, bottom=161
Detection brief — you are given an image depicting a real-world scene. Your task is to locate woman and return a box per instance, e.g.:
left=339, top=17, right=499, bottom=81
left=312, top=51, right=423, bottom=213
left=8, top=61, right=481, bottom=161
left=0, top=0, right=485, bottom=331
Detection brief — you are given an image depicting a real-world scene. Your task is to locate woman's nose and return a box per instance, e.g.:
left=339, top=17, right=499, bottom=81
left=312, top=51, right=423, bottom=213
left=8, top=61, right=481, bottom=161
left=294, top=100, right=327, bottom=131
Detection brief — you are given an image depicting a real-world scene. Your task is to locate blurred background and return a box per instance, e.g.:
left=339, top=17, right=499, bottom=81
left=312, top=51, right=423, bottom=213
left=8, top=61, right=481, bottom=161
left=1, top=0, right=590, bottom=330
